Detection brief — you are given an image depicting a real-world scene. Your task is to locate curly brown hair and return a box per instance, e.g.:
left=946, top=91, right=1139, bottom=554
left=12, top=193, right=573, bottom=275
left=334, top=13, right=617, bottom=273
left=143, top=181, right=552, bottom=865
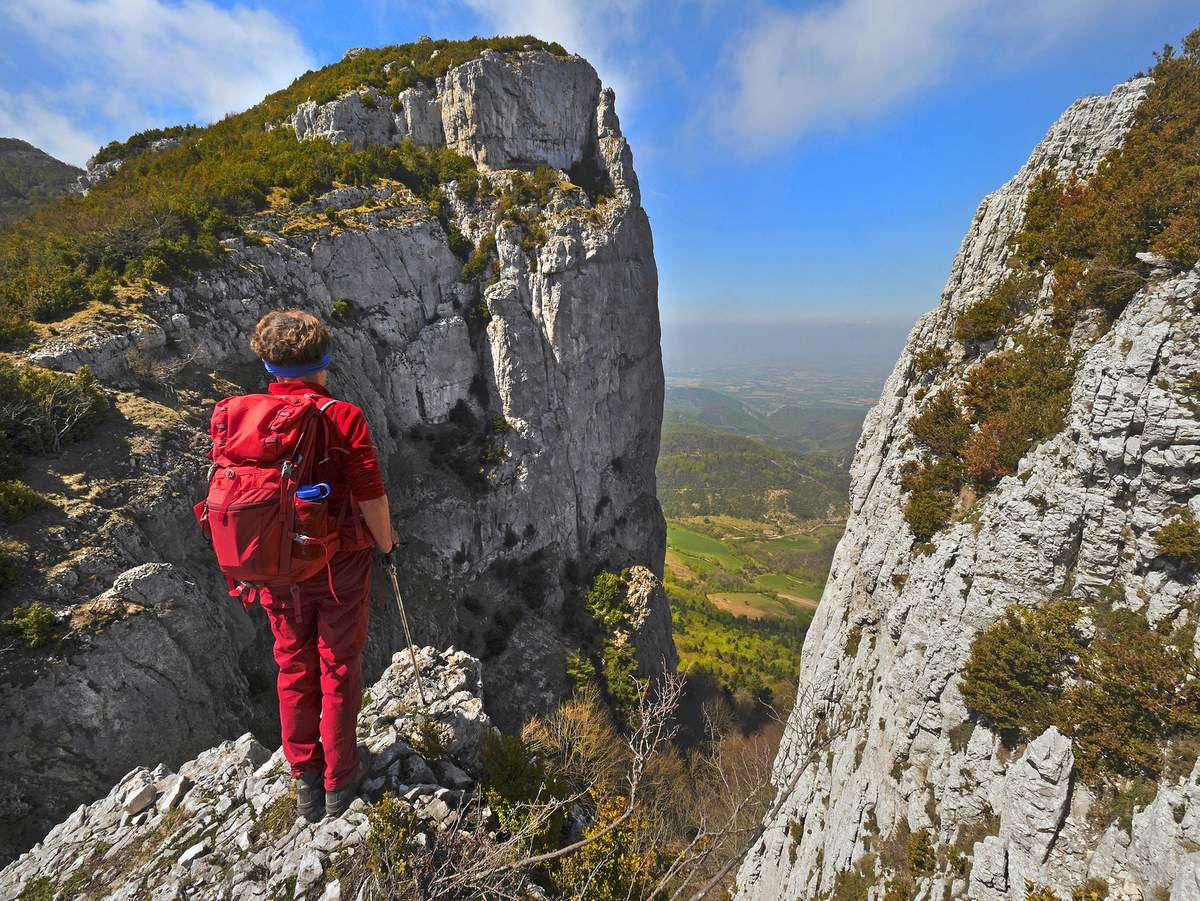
left=250, top=310, right=331, bottom=369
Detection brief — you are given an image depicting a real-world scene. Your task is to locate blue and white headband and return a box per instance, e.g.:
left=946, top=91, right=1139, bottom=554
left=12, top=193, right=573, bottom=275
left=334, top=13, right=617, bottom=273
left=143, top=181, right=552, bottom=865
left=262, top=347, right=332, bottom=377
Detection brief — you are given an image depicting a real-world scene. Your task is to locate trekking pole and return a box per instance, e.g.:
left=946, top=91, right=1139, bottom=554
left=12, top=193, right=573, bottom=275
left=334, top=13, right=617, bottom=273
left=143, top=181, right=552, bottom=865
left=382, top=548, right=427, bottom=708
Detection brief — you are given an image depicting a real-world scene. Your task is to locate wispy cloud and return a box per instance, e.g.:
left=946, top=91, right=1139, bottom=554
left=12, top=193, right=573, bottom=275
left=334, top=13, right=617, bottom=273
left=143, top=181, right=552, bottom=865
left=709, top=0, right=1142, bottom=154
left=2, top=0, right=314, bottom=164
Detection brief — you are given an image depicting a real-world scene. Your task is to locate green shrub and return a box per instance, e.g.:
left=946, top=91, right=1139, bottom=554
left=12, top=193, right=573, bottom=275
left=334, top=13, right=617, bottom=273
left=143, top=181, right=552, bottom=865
left=600, top=637, right=641, bottom=712
left=480, top=731, right=567, bottom=852
left=461, top=232, right=496, bottom=281
left=16, top=876, right=54, bottom=901
left=955, top=271, right=1042, bottom=344
left=2, top=602, right=59, bottom=649
left=553, top=789, right=656, bottom=901
left=1154, top=509, right=1200, bottom=564
left=906, top=829, right=935, bottom=877
left=363, top=792, right=413, bottom=882
left=330, top=298, right=352, bottom=324
left=585, top=571, right=629, bottom=632
left=960, top=598, right=1084, bottom=737
left=912, top=345, right=950, bottom=373
left=0, top=480, right=48, bottom=523
left=908, top=391, right=970, bottom=456
left=0, top=550, right=21, bottom=590
left=903, top=487, right=955, bottom=543
left=0, top=362, right=107, bottom=474
left=1063, top=609, right=1200, bottom=781
left=960, top=332, right=1073, bottom=424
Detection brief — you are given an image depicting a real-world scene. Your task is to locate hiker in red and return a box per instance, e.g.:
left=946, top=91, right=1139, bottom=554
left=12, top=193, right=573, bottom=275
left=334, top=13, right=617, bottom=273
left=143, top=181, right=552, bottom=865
left=203, top=310, right=396, bottom=822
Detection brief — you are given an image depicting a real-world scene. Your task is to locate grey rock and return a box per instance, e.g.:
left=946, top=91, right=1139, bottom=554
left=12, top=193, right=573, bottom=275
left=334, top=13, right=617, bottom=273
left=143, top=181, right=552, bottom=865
left=0, top=649, right=490, bottom=897
left=177, top=838, right=210, bottom=865
left=434, top=760, right=472, bottom=790
left=404, top=755, right=437, bottom=786
left=156, top=775, right=191, bottom=812
left=736, top=75, right=1200, bottom=901
left=1172, top=853, right=1200, bottom=901
left=295, top=849, right=325, bottom=892
left=122, top=783, right=157, bottom=816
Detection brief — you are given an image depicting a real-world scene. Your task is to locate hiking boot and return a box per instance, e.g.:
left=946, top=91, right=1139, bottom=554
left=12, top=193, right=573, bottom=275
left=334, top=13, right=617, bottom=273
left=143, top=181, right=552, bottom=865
left=296, top=771, right=324, bottom=823
left=324, top=782, right=359, bottom=818
left=325, top=750, right=371, bottom=818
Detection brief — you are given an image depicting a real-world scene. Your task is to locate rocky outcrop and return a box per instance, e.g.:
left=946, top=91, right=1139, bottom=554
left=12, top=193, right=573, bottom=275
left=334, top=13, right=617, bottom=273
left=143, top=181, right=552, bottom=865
left=0, top=647, right=491, bottom=900
left=1, top=45, right=668, bottom=864
left=738, top=76, right=1200, bottom=899
left=70, top=137, right=182, bottom=195
left=624, top=565, right=679, bottom=678
left=287, top=50, right=602, bottom=174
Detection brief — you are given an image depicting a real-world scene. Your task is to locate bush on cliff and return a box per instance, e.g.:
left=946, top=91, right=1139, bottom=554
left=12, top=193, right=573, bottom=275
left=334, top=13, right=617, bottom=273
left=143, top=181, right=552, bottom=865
left=0, top=363, right=106, bottom=477
left=962, top=598, right=1200, bottom=786
left=1154, top=509, right=1200, bottom=564
left=960, top=598, right=1085, bottom=738
left=955, top=271, right=1042, bottom=345
left=1064, top=609, right=1200, bottom=781
left=1, top=601, right=59, bottom=649
left=900, top=331, right=1074, bottom=540
left=0, top=480, right=49, bottom=523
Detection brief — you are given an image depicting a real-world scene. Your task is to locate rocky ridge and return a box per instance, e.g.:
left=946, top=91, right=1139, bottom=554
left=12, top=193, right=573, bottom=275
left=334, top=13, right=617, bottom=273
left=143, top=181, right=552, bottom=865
left=1, top=45, right=669, bottom=865
left=0, top=646, right=490, bottom=900
left=737, top=77, right=1200, bottom=899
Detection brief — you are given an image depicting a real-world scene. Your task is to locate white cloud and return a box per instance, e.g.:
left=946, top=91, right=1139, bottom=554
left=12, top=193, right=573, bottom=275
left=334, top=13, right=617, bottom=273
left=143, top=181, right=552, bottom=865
left=0, top=86, right=103, bottom=165
left=711, top=0, right=1138, bottom=153
left=459, top=0, right=645, bottom=103
left=2, top=0, right=313, bottom=164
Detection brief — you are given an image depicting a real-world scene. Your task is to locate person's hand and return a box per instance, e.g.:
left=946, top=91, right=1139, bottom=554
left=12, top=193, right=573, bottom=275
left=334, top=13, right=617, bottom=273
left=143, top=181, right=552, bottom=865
left=376, top=527, right=400, bottom=555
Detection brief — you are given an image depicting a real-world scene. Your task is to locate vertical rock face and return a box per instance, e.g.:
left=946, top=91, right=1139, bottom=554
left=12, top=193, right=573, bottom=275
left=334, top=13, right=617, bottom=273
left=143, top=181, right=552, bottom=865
left=1, top=47, right=668, bottom=864
left=737, top=76, right=1200, bottom=899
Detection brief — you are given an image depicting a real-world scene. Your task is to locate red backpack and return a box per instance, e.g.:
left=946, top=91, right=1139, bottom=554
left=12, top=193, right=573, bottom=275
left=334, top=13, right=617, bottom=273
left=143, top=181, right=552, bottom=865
left=194, top=393, right=343, bottom=610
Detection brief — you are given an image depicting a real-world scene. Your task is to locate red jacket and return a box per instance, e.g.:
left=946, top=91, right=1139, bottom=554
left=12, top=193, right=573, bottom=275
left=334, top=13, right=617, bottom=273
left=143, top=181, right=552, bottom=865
left=265, top=381, right=385, bottom=548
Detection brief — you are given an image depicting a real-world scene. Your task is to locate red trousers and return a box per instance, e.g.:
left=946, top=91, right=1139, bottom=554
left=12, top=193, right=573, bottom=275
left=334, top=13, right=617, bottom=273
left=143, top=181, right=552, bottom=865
left=261, top=548, right=373, bottom=791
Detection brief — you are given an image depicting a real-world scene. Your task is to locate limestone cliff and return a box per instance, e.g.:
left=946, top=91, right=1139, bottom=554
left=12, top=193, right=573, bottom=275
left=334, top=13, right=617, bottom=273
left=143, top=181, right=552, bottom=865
left=737, top=76, right=1200, bottom=899
left=0, top=44, right=669, bottom=865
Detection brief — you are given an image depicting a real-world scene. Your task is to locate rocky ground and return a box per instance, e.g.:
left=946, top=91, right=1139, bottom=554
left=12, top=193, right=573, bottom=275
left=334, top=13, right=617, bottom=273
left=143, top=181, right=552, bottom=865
left=0, top=646, right=490, bottom=900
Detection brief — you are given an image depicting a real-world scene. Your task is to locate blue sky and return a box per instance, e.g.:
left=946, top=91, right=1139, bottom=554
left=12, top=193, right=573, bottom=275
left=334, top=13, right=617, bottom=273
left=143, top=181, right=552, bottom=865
left=2, top=1, right=1197, bottom=326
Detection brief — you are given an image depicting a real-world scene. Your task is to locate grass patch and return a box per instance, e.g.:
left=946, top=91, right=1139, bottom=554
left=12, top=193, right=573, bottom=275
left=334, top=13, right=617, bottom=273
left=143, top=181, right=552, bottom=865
left=0, top=480, right=49, bottom=523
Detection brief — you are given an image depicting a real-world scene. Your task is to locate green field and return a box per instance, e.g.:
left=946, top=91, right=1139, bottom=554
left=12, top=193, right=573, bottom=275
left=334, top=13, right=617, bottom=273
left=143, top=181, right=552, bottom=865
left=656, top=408, right=855, bottom=708
left=666, top=522, right=745, bottom=571
left=663, top=513, right=843, bottom=702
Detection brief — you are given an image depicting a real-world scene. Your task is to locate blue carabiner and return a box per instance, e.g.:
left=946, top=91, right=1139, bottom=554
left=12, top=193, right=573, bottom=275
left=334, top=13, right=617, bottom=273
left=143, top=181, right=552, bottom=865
left=296, top=482, right=331, bottom=502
